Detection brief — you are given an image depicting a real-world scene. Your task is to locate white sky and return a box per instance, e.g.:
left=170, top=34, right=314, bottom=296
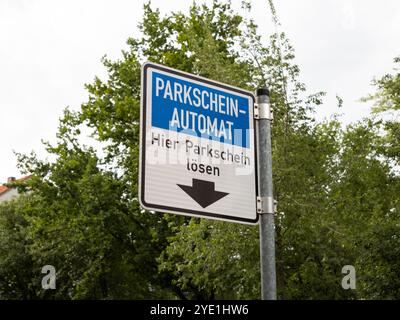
left=1, top=0, right=399, bottom=182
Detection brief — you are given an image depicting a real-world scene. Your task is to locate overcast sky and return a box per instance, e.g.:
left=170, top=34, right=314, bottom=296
left=1, top=0, right=399, bottom=182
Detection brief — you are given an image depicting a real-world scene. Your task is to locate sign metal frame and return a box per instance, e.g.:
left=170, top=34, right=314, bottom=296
left=139, top=62, right=259, bottom=224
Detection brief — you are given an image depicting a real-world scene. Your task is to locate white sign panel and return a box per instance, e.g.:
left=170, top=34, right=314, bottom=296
left=139, top=62, right=258, bottom=224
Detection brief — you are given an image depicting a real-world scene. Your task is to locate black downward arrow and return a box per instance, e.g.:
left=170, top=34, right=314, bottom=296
left=177, top=179, right=229, bottom=208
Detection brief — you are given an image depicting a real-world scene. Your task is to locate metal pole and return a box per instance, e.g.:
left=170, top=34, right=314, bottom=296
left=256, top=87, right=277, bottom=300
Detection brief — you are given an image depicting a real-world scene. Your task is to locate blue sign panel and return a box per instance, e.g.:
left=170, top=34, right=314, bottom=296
left=151, top=71, right=250, bottom=148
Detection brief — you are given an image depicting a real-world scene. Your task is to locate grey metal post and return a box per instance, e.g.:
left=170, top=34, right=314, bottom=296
left=256, top=87, right=277, bottom=300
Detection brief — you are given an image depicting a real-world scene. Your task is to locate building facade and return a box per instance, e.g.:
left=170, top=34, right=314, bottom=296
left=0, top=176, right=31, bottom=202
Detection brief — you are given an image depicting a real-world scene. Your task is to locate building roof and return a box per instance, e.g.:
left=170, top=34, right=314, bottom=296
left=0, top=185, right=8, bottom=195
left=0, top=176, right=32, bottom=196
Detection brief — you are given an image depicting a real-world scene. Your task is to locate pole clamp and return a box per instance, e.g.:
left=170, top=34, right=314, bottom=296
left=254, top=103, right=273, bottom=120
left=257, top=196, right=277, bottom=214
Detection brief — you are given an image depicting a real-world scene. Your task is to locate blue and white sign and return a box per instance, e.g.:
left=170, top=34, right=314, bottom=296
left=139, top=62, right=258, bottom=224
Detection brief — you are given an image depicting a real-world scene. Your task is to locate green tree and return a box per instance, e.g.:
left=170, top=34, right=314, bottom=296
left=1, top=0, right=399, bottom=300
left=0, top=196, right=36, bottom=299
left=354, top=57, right=400, bottom=298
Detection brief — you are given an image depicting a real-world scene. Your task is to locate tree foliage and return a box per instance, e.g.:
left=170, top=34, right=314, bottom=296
left=0, top=1, right=399, bottom=299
